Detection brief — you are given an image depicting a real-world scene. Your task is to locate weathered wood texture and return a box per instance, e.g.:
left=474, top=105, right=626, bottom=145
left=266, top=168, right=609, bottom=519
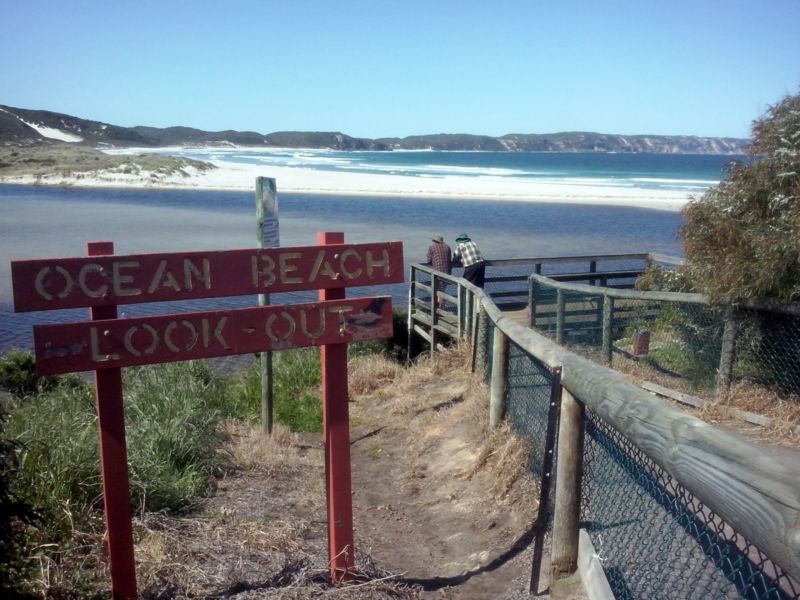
left=410, top=257, right=800, bottom=583
left=551, top=387, right=585, bottom=580
left=489, top=327, right=509, bottom=429
left=479, top=293, right=800, bottom=582
left=12, top=242, right=404, bottom=311
left=34, top=297, right=393, bottom=374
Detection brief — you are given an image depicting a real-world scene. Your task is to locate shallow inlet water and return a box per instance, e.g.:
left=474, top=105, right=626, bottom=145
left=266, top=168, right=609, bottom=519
left=0, top=184, right=683, bottom=352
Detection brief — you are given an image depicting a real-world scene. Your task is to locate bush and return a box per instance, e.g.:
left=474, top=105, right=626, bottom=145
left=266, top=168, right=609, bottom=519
left=8, top=361, right=230, bottom=540
left=0, top=406, right=38, bottom=595
left=680, top=90, right=800, bottom=302
left=0, top=350, right=58, bottom=397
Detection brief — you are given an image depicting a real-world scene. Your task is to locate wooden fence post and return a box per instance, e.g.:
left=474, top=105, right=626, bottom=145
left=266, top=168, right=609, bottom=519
left=529, top=276, right=537, bottom=328
left=489, top=326, right=509, bottom=429
left=465, top=287, right=474, bottom=341
left=430, top=273, right=438, bottom=356
left=407, top=266, right=416, bottom=364
left=457, top=283, right=464, bottom=338
left=551, top=386, right=585, bottom=582
left=601, top=295, right=614, bottom=364
left=556, top=289, right=565, bottom=345
left=87, top=241, right=137, bottom=600
left=717, top=305, right=739, bottom=393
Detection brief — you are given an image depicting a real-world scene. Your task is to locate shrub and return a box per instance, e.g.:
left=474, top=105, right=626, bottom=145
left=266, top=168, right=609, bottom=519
left=0, top=350, right=58, bottom=397
left=0, top=405, right=38, bottom=594
left=680, top=90, right=800, bottom=303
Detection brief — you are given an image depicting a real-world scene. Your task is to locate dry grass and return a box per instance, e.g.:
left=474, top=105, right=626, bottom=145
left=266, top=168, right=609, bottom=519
left=222, top=421, right=308, bottom=476
left=348, top=354, right=405, bottom=399
left=573, top=345, right=800, bottom=446
left=465, top=422, right=537, bottom=506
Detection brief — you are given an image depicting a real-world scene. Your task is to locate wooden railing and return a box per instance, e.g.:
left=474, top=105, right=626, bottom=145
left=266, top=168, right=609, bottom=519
left=407, top=261, right=800, bottom=594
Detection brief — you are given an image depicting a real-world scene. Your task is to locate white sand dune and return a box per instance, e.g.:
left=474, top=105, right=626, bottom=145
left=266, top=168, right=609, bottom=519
left=1, top=147, right=699, bottom=211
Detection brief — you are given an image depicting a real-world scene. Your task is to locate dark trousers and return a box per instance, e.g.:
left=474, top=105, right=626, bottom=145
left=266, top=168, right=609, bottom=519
left=463, top=262, right=486, bottom=288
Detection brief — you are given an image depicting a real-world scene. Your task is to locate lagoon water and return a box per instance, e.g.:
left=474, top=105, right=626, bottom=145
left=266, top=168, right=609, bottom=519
left=0, top=181, right=685, bottom=353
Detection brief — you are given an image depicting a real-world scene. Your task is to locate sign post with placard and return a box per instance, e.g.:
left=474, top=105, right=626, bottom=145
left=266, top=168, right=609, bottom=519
left=11, top=234, right=404, bottom=597
left=256, top=177, right=279, bottom=434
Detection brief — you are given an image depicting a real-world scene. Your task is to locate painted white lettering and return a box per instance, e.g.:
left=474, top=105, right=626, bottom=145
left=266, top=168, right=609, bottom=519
left=183, top=258, right=211, bottom=291
left=278, top=252, right=303, bottom=284
left=90, top=327, right=120, bottom=362
left=148, top=260, right=181, bottom=294
left=31, top=265, right=73, bottom=301
left=123, top=324, right=159, bottom=357
left=365, top=249, right=390, bottom=278
left=113, top=261, right=141, bottom=297
left=339, top=249, right=363, bottom=280
left=309, top=250, right=337, bottom=282
left=265, top=311, right=297, bottom=342
left=164, top=320, right=198, bottom=353
left=299, top=308, right=326, bottom=340
left=78, top=263, right=108, bottom=298
left=327, top=305, right=354, bottom=336
left=251, top=255, right=276, bottom=287
left=201, top=316, right=229, bottom=348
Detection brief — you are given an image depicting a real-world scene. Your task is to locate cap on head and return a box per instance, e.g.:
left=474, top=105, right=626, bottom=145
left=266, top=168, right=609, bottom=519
left=455, top=233, right=471, bottom=242
left=432, top=235, right=444, bottom=243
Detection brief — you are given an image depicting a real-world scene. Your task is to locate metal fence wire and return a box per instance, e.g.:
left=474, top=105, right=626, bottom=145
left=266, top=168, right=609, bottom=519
left=581, top=409, right=800, bottom=600
left=505, top=341, right=556, bottom=479
left=531, top=277, right=800, bottom=396
left=412, top=264, right=800, bottom=599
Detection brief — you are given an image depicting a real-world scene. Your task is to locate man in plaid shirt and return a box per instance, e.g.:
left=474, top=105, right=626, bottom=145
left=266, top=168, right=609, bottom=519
left=426, top=235, right=452, bottom=307
left=453, top=233, right=486, bottom=288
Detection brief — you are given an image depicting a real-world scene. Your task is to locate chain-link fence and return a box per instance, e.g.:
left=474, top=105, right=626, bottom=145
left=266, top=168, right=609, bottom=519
left=469, top=305, right=800, bottom=599
left=581, top=409, right=799, bottom=599
left=530, top=276, right=800, bottom=397
left=412, top=263, right=800, bottom=599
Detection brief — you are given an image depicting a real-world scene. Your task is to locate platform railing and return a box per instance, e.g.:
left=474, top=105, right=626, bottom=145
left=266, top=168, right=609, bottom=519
left=408, top=260, right=800, bottom=599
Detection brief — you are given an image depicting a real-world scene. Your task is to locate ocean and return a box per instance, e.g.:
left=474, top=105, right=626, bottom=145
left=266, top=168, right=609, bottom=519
left=0, top=151, right=733, bottom=353
left=135, top=147, right=740, bottom=194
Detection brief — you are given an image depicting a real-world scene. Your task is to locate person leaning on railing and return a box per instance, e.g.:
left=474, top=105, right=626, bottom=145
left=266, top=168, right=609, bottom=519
left=453, top=233, right=486, bottom=288
left=426, top=234, right=452, bottom=308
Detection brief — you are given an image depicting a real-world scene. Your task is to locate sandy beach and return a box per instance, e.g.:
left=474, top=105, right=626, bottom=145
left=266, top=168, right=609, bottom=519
left=0, top=145, right=696, bottom=211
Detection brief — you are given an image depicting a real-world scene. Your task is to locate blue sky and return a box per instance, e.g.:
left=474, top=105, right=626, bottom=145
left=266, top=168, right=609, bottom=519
left=2, top=0, right=798, bottom=139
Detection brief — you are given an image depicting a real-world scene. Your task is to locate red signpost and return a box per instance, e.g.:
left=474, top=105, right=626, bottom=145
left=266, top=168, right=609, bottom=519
left=87, top=241, right=137, bottom=600
left=10, top=234, right=404, bottom=597
left=318, top=232, right=355, bottom=581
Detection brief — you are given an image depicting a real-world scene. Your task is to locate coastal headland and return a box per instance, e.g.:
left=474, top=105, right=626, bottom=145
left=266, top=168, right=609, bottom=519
left=0, top=104, right=744, bottom=210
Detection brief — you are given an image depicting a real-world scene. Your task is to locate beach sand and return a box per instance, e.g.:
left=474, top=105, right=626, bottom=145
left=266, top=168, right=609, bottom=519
left=0, top=145, right=694, bottom=211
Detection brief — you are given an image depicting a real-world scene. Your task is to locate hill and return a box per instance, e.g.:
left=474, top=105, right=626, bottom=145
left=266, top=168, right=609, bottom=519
left=0, top=104, right=748, bottom=154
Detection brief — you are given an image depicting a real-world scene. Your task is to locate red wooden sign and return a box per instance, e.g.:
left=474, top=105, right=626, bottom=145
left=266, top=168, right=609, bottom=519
left=33, top=296, right=392, bottom=374
left=11, top=241, right=403, bottom=312
left=10, top=233, right=401, bottom=596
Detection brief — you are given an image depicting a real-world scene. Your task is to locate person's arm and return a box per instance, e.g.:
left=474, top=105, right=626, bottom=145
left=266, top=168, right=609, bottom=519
left=452, top=245, right=463, bottom=267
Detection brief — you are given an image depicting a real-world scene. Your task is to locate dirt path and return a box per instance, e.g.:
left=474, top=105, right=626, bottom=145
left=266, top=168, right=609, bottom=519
left=345, top=347, right=585, bottom=599
left=133, top=347, right=586, bottom=598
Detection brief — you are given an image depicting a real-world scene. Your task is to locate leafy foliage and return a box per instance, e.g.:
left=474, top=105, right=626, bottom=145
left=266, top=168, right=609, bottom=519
left=0, top=406, right=38, bottom=595
left=680, top=91, right=800, bottom=302
left=0, top=349, right=58, bottom=397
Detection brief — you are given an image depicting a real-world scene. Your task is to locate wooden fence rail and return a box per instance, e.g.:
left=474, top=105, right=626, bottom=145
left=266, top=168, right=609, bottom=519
left=408, top=260, right=800, bottom=593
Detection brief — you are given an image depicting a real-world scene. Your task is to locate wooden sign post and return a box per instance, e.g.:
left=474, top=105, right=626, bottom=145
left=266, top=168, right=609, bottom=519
left=318, top=232, right=355, bottom=581
left=11, top=234, right=404, bottom=596
left=256, top=177, right=279, bottom=434
left=87, top=241, right=137, bottom=600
